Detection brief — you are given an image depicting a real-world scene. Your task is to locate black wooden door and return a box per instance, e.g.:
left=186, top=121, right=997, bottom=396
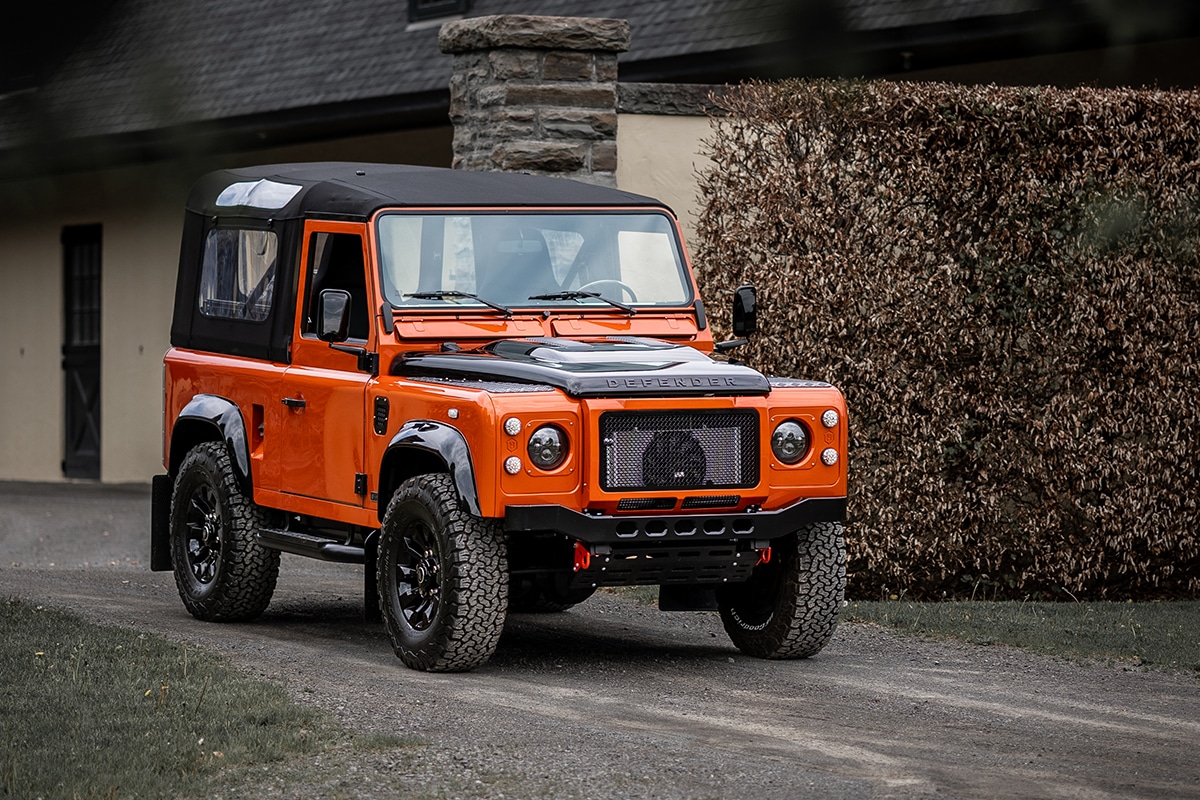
left=62, top=225, right=102, bottom=479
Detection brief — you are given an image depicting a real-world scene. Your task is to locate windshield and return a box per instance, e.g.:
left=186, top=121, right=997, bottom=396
left=376, top=212, right=691, bottom=310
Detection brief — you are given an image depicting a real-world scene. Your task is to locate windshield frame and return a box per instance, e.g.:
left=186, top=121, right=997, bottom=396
left=372, top=207, right=695, bottom=314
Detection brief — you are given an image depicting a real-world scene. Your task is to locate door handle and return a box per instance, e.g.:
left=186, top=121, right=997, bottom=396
left=281, top=397, right=306, bottom=409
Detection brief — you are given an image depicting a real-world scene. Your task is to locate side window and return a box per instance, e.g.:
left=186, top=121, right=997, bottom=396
left=303, top=232, right=369, bottom=340
left=198, top=229, right=277, bottom=322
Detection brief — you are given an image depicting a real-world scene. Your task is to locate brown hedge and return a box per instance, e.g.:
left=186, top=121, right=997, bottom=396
left=695, top=80, right=1200, bottom=600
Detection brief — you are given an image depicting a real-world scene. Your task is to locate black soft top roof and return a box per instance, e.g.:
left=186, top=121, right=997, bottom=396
left=187, top=162, right=668, bottom=221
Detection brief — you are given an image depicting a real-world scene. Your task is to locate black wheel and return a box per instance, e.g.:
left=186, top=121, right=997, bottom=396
left=717, top=521, right=846, bottom=659
left=509, top=579, right=596, bottom=613
left=377, top=474, right=507, bottom=672
left=169, top=442, right=279, bottom=621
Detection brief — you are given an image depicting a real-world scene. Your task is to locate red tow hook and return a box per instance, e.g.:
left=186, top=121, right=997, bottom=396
left=573, top=541, right=591, bottom=573
left=755, top=546, right=772, bottom=566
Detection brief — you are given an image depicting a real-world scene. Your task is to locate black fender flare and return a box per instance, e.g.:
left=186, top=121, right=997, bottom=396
left=380, top=420, right=480, bottom=518
left=170, top=394, right=253, bottom=495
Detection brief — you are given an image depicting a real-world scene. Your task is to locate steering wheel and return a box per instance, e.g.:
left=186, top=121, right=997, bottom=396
left=578, top=279, right=638, bottom=303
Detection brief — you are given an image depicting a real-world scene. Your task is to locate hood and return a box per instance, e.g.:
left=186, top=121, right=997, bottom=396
left=391, top=337, right=771, bottom=398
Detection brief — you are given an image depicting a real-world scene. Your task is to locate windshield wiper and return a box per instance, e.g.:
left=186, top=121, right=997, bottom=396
left=528, top=290, right=637, bottom=316
left=406, top=290, right=512, bottom=317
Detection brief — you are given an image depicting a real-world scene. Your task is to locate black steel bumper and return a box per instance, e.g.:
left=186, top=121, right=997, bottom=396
left=503, top=497, right=846, bottom=544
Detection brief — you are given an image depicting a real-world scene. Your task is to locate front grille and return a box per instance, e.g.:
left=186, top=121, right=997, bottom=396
left=599, top=410, right=758, bottom=492
left=681, top=495, right=741, bottom=509
left=617, top=497, right=677, bottom=511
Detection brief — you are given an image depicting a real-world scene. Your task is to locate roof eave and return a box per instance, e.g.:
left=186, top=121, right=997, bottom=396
left=0, top=88, right=451, bottom=181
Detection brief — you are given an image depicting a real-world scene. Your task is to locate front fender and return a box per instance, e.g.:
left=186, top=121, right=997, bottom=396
left=380, top=420, right=480, bottom=518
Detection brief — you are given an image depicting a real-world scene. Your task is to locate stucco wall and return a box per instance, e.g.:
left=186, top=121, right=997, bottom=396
left=1, top=219, right=65, bottom=481
left=0, top=126, right=451, bottom=483
left=615, top=113, right=712, bottom=253
left=101, top=201, right=184, bottom=482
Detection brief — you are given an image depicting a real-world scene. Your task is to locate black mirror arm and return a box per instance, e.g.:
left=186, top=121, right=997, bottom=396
left=713, top=338, right=749, bottom=353
left=329, top=343, right=379, bottom=376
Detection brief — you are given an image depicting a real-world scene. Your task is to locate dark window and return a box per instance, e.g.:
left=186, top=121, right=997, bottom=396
left=64, top=226, right=102, bottom=348
left=304, top=232, right=369, bottom=340
left=62, top=224, right=102, bottom=480
left=408, top=0, right=469, bottom=23
left=197, top=229, right=277, bottom=322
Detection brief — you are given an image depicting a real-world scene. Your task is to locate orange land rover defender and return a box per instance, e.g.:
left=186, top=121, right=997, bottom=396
left=150, top=163, right=848, bottom=672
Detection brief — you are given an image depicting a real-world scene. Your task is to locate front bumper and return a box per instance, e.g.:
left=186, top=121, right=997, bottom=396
left=503, top=496, right=846, bottom=544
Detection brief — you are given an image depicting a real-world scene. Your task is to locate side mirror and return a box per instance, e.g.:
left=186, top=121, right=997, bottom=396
left=713, top=284, right=758, bottom=354
left=731, top=284, right=757, bottom=339
left=317, top=289, right=352, bottom=343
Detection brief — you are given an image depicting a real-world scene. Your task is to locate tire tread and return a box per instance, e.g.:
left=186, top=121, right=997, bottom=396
left=378, top=474, right=507, bottom=672
left=719, top=521, right=846, bottom=659
left=170, top=442, right=279, bottom=622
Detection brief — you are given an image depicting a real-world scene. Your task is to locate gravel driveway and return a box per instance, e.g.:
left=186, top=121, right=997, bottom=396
left=2, top=481, right=1198, bottom=799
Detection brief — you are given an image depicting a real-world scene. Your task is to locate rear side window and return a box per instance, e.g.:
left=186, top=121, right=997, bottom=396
left=198, top=229, right=278, bottom=322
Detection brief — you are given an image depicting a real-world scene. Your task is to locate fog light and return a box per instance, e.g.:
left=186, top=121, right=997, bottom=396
left=821, top=409, right=839, bottom=428
left=504, top=417, right=521, bottom=436
left=504, top=456, right=522, bottom=474
left=821, top=448, right=839, bottom=466
left=771, top=420, right=810, bottom=464
left=527, top=425, right=568, bottom=470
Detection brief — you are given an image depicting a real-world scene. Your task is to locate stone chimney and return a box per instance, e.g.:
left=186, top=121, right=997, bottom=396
left=438, top=15, right=631, bottom=186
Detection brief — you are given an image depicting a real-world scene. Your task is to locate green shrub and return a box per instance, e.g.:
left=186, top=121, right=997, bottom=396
left=696, top=79, right=1200, bottom=600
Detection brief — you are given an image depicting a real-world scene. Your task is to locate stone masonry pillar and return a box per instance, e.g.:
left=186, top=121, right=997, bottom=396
left=438, top=15, right=631, bottom=186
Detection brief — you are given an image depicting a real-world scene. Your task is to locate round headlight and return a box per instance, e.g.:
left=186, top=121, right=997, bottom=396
left=771, top=420, right=810, bottom=465
left=527, top=425, right=568, bottom=470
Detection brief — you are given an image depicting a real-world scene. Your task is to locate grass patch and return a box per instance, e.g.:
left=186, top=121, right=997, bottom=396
left=0, top=597, right=413, bottom=799
left=600, top=585, right=660, bottom=606
left=843, top=599, right=1200, bottom=673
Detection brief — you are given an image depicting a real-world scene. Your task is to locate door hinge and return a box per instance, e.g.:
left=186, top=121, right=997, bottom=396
left=354, top=473, right=368, bottom=496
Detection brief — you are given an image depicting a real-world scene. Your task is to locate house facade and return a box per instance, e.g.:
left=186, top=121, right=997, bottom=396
left=1, top=0, right=1196, bottom=484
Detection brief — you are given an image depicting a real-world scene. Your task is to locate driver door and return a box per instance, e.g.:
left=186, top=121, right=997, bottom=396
left=278, top=222, right=374, bottom=508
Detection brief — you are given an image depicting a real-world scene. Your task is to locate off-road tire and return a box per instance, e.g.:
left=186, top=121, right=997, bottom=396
left=377, top=474, right=508, bottom=672
left=717, top=521, right=846, bottom=659
left=169, top=442, right=279, bottom=621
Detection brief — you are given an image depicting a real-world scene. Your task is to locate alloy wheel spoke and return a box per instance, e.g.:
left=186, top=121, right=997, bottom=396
left=408, top=597, right=436, bottom=629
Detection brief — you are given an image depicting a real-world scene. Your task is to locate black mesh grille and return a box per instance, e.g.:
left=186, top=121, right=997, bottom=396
left=600, top=410, right=758, bottom=491
left=681, top=495, right=741, bottom=509
left=617, top=497, right=677, bottom=511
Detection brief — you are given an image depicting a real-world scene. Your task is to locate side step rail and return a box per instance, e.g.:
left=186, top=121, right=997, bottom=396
left=258, top=527, right=366, bottom=564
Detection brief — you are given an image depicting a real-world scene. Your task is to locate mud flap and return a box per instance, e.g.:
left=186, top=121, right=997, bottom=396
left=150, top=474, right=173, bottom=571
left=363, top=530, right=381, bottom=623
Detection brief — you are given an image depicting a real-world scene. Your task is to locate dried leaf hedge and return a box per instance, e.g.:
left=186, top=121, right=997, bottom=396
left=695, top=80, right=1200, bottom=600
